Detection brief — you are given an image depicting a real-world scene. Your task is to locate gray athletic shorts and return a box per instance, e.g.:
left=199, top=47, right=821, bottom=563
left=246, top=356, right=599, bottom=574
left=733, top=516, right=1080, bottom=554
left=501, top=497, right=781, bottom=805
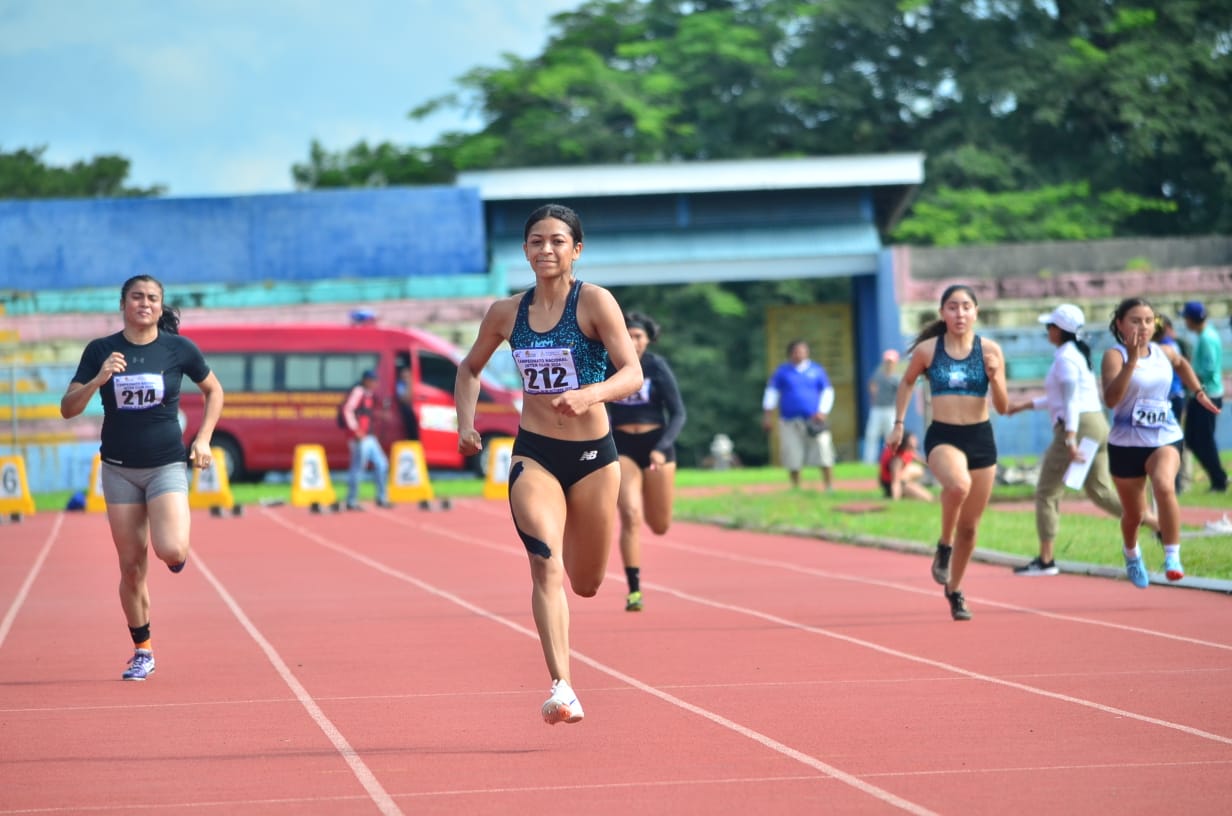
left=100, top=462, right=189, bottom=505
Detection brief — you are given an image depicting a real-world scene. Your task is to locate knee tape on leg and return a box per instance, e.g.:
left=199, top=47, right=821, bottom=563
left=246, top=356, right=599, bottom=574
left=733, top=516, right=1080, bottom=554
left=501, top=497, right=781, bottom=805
left=508, top=461, right=552, bottom=559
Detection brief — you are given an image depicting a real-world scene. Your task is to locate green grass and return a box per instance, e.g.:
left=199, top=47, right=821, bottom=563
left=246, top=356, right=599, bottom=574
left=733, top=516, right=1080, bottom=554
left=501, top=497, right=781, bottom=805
left=673, top=462, right=1232, bottom=580
left=30, top=459, right=1232, bottom=580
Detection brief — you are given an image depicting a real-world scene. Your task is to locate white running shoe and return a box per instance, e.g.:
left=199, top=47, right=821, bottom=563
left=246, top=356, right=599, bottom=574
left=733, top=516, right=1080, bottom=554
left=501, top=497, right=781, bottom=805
left=541, top=679, right=584, bottom=725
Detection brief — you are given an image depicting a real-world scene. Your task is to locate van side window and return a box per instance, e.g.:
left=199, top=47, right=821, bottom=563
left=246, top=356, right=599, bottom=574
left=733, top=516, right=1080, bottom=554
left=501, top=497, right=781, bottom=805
left=209, top=354, right=246, bottom=391
left=284, top=353, right=380, bottom=391
left=251, top=355, right=275, bottom=392
left=418, top=352, right=458, bottom=392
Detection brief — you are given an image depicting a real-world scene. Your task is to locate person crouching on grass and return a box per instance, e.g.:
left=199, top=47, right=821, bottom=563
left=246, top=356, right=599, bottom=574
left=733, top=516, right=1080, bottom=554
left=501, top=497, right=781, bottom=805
left=879, top=430, right=932, bottom=502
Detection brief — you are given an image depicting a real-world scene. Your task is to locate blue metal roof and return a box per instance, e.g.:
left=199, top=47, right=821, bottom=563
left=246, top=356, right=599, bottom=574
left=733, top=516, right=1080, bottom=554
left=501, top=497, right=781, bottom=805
left=495, top=222, right=883, bottom=289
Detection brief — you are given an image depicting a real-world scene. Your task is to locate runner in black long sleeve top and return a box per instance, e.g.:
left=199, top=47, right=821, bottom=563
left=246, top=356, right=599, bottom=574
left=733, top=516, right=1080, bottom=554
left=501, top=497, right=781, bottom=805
left=607, top=312, right=686, bottom=611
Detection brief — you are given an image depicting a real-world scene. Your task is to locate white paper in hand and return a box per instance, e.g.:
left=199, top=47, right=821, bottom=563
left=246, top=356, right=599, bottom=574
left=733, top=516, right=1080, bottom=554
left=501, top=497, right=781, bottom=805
left=1063, top=437, right=1101, bottom=490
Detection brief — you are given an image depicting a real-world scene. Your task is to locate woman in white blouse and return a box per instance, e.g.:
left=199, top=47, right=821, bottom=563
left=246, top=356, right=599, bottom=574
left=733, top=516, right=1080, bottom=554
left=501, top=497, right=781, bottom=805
left=1006, top=304, right=1158, bottom=575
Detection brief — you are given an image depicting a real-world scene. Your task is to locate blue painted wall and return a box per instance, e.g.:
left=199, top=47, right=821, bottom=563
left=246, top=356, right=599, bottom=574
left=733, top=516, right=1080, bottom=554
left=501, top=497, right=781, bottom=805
left=0, top=186, right=486, bottom=289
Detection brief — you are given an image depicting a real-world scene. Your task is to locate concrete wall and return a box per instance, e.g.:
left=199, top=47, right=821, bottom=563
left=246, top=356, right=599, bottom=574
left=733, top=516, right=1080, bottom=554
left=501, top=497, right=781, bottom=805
left=0, top=186, right=488, bottom=311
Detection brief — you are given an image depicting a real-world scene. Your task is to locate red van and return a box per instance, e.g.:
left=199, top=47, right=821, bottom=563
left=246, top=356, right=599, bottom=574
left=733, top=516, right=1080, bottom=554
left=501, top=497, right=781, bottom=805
left=179, top=324, right=521, bottom=481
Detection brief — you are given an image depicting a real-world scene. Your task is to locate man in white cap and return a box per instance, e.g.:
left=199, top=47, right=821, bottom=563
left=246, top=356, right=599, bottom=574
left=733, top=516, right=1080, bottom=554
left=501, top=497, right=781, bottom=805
left=1179, top=301, right=1227, bottom=492
left=1005, top=304, right=1158, bottom=574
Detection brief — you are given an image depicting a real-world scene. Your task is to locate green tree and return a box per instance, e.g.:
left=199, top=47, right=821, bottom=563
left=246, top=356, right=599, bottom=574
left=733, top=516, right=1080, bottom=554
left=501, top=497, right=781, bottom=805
left=891, top=182, right=1178, bottom=246
left=610, top=276, right=851, bottom=467
left=296, top=0, right=1231, bottom=234
left=0, top=146, right=164, bottom=198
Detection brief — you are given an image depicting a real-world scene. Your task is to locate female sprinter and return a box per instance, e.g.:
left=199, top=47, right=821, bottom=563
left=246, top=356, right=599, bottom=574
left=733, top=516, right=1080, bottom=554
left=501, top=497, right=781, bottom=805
left=1101, top=297, right=1218, bottom=587
left=455, top=204, right=642, bottom=725
left=885, top=283, right=1009, bottom=620
left=60, top=275, right=224, bottom=680
left=607, top=311, right=687, bottom=611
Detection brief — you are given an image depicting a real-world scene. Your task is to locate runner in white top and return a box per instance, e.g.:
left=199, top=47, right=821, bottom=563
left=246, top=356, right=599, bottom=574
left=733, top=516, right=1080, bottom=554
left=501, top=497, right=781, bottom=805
left=1101, top=297, right=1219, bottom=588
left=1006, top=304, right=1158, bottom=576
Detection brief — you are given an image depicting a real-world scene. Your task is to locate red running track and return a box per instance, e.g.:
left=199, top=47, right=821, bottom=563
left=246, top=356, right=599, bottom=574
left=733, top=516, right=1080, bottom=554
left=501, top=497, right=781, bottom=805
left=1, top=501, right=1231, bottom=815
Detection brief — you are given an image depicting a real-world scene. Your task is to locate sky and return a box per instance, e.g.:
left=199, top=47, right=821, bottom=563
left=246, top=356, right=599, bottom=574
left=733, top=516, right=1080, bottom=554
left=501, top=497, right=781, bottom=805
left=0, top=0, right=582, bottom=197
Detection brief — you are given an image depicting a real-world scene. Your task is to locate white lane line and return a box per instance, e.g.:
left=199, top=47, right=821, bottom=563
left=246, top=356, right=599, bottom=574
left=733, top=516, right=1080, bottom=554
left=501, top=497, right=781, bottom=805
left=380, top=505, right=1232, bottom=746
left=645, top=579, right=1232, bottom=746
left=462, top=499, right=1232, bottom=649
left=190, top=552, right=403, bottom=816
left=656, top=536, right=1232, bottom=651
left=0, top=513, right=64, bottom=651
left=265, top=508, right=940, bottom=816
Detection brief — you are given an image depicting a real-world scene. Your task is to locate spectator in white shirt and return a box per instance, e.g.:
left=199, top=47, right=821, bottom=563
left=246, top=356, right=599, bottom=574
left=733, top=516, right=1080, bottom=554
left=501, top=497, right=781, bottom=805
left=1006, top=304, right=1159, bottom=575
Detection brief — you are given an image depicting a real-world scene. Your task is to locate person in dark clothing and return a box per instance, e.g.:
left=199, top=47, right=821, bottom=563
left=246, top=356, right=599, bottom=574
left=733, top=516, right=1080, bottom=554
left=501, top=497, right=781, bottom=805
left=60, top=275, right=224, bottom=680
left=607, top=311, right=687, bottom=612
left=341, top=370, right=391, bottom=510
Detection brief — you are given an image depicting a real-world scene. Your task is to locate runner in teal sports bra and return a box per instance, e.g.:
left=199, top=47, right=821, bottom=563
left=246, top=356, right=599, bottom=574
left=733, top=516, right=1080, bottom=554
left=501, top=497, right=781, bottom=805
left=886, top=283, right=1009, bottom=622
left=455, top=203, right=643, bottom=726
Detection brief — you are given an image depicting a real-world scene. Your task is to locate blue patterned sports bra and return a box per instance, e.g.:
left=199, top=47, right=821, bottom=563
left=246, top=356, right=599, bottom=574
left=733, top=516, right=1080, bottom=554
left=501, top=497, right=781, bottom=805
left=509, top=279, right=609, bottom=395
left=927, top=335, right=989, bottom=397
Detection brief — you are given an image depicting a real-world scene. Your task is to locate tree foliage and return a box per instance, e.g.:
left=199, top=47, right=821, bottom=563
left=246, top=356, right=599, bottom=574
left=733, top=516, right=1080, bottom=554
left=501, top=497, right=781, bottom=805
left=297, top=0, right=1232, bottom=238
left=0, top=146, right=164, bottom=198
left=288, top=1, right=1231, bottom=463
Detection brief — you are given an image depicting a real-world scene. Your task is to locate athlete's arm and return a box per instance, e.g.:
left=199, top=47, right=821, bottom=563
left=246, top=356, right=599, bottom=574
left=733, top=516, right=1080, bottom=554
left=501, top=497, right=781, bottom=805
left=190, top=371, right=225, bottom=468
left=61, top=349, right=125, bottom=419
left=552, top=285, right=642, bottom=417
left=983, top=338, right=1010, bottom=415
left=653, top=358, right=687, bottom=452
left=1100, top=346, right=1132, bottom=409
left=886, top=342, right=931, bottom=447
left=456, top=298, right=515, bottom=453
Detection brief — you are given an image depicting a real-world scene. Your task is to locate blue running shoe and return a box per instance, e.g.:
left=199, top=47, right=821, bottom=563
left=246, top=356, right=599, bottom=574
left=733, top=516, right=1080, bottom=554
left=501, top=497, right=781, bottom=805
left=1163, top=552, right=1184, bottom=582
left=122, top=648, right=155, bottom=681
left=1125, top=555, right=1150, bottom=589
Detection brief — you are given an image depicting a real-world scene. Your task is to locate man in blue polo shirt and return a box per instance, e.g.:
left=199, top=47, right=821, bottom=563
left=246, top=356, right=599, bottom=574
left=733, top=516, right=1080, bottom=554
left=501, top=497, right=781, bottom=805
left=762, top=339, right=836, bottom=489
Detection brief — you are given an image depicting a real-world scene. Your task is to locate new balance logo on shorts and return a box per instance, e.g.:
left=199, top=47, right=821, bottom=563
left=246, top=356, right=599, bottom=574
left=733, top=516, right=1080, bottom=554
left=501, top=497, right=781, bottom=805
left=579, top=450, right=598, bottom=461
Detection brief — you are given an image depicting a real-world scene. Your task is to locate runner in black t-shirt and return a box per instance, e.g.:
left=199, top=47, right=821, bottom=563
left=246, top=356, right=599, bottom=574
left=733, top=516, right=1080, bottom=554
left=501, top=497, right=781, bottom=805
left=606, top=311, right=686, bottom=612
left=61, top=275, right=224, bottom=681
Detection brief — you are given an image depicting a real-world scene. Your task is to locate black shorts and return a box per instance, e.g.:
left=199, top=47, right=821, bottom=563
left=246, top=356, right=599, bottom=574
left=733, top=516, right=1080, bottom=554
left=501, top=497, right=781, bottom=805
left=612, top=428, right=676, bottom=470
left=1107, top=441, right=1181, bottom=479
left=879, top=478, right=893, bottom=498
left=511, top=427, right=619, bottom=491
left=924, top=419, right=998, bottom=470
